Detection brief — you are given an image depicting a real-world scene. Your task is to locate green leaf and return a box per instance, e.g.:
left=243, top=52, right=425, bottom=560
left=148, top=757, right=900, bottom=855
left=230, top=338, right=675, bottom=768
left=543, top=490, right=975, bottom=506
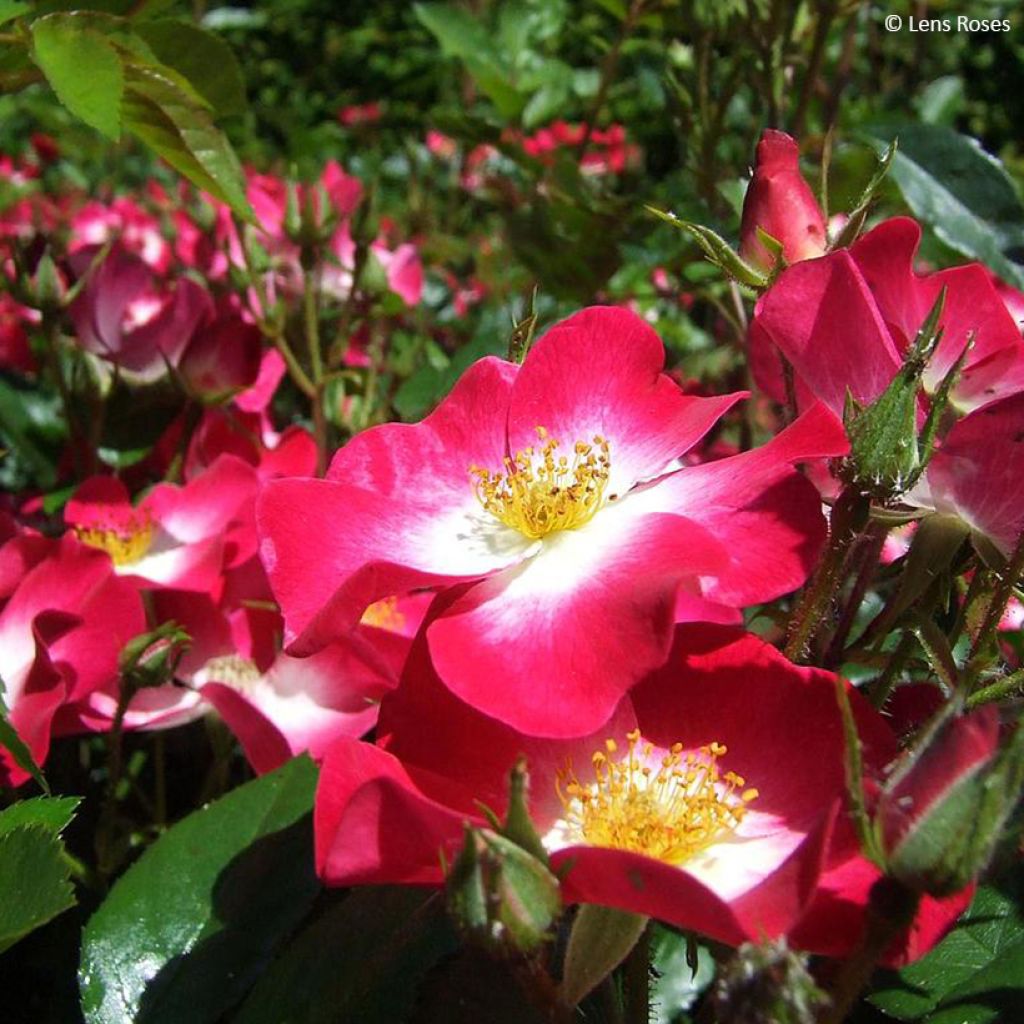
left=79, top=756, right=320, bottom=1024
left=232, top=888, right=457, bottom=1024
left=521, top=62, right=573, bottom=130
left=0, top=825, right=76, bottom=954
left=0, top=796, right=78, bottom=836
left=866, top=125, right=1024, bottom=291
left=30, top=14, right=124, bottom=139
left=561, top=905, right=649, bottom=1006
left=0, top=703, right=49, bottom=793
left=0, top=377, right=62, bottom=489
left=121, top=63, right=253, bottom=221
left=134, top=19, right=246, bottom=117
left=0, top=0, right=29, bottom=27
left=869, top=875, right=1024, bottom=1022
left=916, top=76, right=965, bottom=127
left=414, top=3, right=524, bottom=118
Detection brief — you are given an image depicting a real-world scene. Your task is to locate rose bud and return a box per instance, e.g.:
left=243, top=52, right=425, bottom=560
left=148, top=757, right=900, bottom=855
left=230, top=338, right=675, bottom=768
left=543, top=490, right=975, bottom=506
left=740, top=129, right=827, bottom=273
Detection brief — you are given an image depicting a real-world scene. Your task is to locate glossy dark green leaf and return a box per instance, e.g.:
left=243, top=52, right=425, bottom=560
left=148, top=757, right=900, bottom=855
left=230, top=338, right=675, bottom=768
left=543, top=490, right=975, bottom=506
left=0, top=378, right=61, bottom=489
left=134, top=19, right=246, bottom=116
left=869, top=875, right=1024, bottom=1021
left=0, top=796, right=78, bottom=835
left=867, top=125, right=1024, bottom=290
left=0, top=823, right=76, bottom=954
left=121, top=63, right=253, bottom=221
left=232, top=887, right=457, bottom=1024
left=80, top=756, right=320, bottom=1024
left=30, top=14, right=124, bottom=139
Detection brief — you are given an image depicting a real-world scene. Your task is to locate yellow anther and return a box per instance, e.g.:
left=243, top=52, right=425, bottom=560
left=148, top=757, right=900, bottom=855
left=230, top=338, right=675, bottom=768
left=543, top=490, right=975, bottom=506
left=203, top=654, right=261, bottom=690
left=360, top=595, right=406, bottom=632
left=555, top=732, right=756, bottom=865
left=471, top=426, right=611, bottom=539
left=75, top=513, right=154, bottom=566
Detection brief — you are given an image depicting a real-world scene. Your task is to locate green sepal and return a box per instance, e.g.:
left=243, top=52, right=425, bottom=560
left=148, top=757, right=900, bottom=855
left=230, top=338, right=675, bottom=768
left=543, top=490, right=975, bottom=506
left=832, top=138, right=898, bottom=250
left=560, top=904, right=648, bottom=1007
left=507, top=287, right=539, bottom=364
left=481, top=830, right=561, bottom=953
left=841, top=288, right=946, bottom=497
left=446, top=824, right=491, bottom=938
left=445, top=824, right=561, bottom=956
left=645, top=206, right=769, bottom=289
left=499, top=757, right=549, bottom=865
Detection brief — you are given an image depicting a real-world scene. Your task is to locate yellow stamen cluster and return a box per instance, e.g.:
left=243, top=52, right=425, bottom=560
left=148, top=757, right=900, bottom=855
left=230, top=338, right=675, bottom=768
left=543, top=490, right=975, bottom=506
left=360, top=595, right=406, bottom=632
left=556, top=730, right=759, bottom=865
left=75, top=513, right=154, bottom=566
left=470, top=426, right=611, bottom=539
left=203, top=654, right=261, bottom=690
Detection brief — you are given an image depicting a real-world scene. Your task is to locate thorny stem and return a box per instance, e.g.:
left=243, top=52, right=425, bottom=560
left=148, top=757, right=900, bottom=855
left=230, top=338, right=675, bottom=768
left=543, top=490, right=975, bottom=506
left=967, top=668, right=1024, bottom=710
left=948, top=567, right=990, bottom=651
left=302, top=262, right=331, bottom=476
left=785, top=487, right=864, bottom=663
left=824, top=522, right=889, bottom=669
left=967, top=531, right=1024, bottom=677
left=869, top=631, right=915, bottom=709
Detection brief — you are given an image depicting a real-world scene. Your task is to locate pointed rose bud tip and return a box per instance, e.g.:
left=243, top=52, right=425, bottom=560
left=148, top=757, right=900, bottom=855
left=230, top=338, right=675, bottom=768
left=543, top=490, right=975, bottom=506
left=740, top=129, right=827, bottom=272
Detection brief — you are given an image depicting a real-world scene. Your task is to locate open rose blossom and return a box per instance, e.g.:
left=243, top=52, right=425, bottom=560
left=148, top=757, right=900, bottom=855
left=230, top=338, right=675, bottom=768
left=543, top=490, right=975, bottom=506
left=65, top=455, right=259, bottom=595
left=0, top=534, right=145, bottom=786
left=68, top=243, right=212, bottom=382
left=259, top=306, right=847, bottom=736
left=150, top=589, right=431, bottom=775
left=751, top=217, right=1024, bottom=414
left=314, top=620, right=961, bottom=957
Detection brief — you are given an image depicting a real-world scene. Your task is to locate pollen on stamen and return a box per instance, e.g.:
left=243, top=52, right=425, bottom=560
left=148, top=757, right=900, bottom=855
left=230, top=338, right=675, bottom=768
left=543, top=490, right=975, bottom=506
left=554, top=732, right=757, bottom=865
left=469, top=426, right=611, bottom=539
left=202, top=653, right=262, bottom=691
left=75, top=512, right=154, bottom=567
left=360, top=595, right=406, bottom=631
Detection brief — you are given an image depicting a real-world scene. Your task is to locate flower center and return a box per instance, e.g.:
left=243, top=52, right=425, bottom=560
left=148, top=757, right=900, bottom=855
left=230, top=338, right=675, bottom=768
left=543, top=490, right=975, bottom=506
left=75, top=512, right=154, bottom=566
left=470, top=427, right=611, bottom=539
left=555, top=730, right=758, bottom=865
left=360, top=595, right=406, bottom=631
left=202, top=654, right=261, bottom=691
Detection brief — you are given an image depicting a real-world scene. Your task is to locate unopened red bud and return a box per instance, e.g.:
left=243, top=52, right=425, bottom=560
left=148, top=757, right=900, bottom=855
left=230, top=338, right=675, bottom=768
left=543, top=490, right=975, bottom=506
left=740, top=130, right=827, bottom=273
left=178, top=315, right=263, bottom=403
